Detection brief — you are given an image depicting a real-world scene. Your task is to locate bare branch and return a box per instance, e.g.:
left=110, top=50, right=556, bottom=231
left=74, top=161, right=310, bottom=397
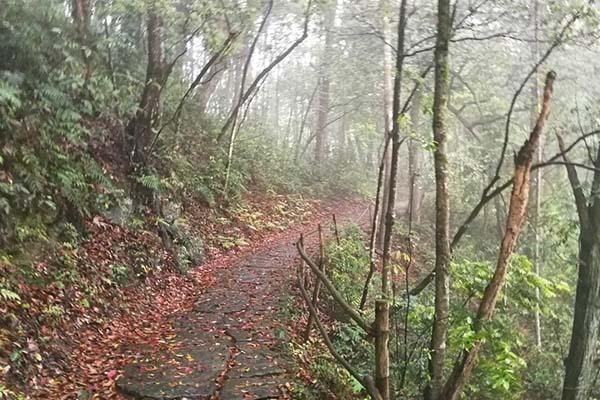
left=148, top=32, right=237, bottom=154
left=493, top=8, right=584, bottom=183
left=296, top=267, right=382, bottom=400
left=297, top=241, right=373, bottom=335
left=218, top=0, right=313, bottom=142
left=556, top=133, right=590, bottom=227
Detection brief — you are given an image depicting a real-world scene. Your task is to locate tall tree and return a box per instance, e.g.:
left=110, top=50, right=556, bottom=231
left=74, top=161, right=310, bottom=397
left=559, top=134, right=600, bottom=400
left=376, top=0, right=394, bottom=249
left=71, top=0, right=93, bottom=80
left=377, top=0, right=408, bottom=397
left=127, top=2, right=164, bottom=207
left=426, top=0, right=452, bottom=398
left=314, top=0, right=336, bottom=165
left=408, top=84, right=423, bottom=223
left=530, top=0, right=543, bottom=349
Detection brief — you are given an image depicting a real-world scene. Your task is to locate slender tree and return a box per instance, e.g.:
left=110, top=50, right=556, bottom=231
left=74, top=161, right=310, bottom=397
left=376, top=0, right=394, bottom=249
left=530, top=0, right=543, bottom=349
left=426, top=0, right=451, bottom=398
left=71, top=0, right=93, bottom=80
left=408, top=85, right=423, bottom=223
left=314, top=0, right=336, bottom=165
left=377, top=0, right=409, bottom=398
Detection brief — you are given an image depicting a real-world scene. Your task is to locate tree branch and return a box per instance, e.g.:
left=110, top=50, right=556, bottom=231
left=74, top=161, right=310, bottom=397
left=556, top=133, right=590, bottom=227
left=218, top=0, right=313, bottom=142
left=296, top=267, right=382, bottom=400
left=148, top=32, right=237, bottom=154
left=297, top=241, right=373, bottom=335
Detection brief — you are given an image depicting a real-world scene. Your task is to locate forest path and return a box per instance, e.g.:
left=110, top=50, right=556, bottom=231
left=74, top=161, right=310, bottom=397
left=115, top=200, right=369, bottom=400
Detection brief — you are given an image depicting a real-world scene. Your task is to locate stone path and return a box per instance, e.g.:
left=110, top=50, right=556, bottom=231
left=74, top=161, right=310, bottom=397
left=115, top=200, right=369, bottom=400
left=116, top=237, right=300, bottom=399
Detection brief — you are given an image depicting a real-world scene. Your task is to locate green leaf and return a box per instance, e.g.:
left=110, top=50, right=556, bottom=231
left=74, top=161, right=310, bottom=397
left=1, top=288, right=21, bottom=303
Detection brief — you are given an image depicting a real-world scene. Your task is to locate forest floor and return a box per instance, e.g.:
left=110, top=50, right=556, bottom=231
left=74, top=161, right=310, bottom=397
left=27, top=196, right=368, bottom=399
left=117, top=200, right=368, bottom=400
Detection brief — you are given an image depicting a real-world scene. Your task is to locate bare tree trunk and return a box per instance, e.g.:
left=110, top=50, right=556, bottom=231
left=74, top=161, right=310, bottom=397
left=376, top=0, right=394, bottom=250
left=494, top=194, right=506, bottom=240
left=442, top=71, right=556, bottom=400
left=294, top=82, right=318, bottom=163
left=360, top=136, right=390, bottom=310
left=223, top=0, right=273, bottom=198
left=559, top=134, right=600, bottom=400
left=530, top=0, right=543, bottom=349
left=375, top=300, right=390, bottom=400
left=221, top=0, right=312, bottom=197
left=376, top=0, right=409, bottom=397
left=197, top=57, right=227, bottom=115
left=314, top=1, right=336, bottom=165
left=304, top=225, right=325, bottom=340
left=408, top=85, right=423, bottom=224
left=425, top=0, right=451, bottom=398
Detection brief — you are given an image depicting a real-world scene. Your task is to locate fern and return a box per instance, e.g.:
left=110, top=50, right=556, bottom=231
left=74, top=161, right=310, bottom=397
left=0, top=81, right=22, bottom=110
left=37, top=84, right=70, bottom=109
left=0, top=287, right=21, bottom=303
left=196, top=182, right=215, bottom=207
left=82, top=157, right=114, bottom=191
left=136, top=174, right=163, bottom=192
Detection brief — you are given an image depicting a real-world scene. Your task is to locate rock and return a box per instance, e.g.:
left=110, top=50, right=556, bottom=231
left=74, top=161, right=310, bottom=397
left=102, top=197, right=133, bottom=225
left=219, top=377, right=284, bottom=400
left=162, top=200, right=182, bottom=223
left=170, top=219, right=205, bottom=273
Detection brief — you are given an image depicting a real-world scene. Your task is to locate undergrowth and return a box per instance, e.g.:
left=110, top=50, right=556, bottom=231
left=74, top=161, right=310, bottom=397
left=287, top=224, right=573, bottom=399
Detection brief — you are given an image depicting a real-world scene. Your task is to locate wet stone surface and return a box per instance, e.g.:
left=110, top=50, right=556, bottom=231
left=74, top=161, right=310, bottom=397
left=116, top=240, right=298, bottom=399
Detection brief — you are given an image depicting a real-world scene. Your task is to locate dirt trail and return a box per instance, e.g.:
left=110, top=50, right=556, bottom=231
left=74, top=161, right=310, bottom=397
left=115, top=200, right=369, bottom=399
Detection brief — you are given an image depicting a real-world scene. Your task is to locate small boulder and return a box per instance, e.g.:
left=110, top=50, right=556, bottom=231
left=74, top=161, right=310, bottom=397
left=171, top=220, right=205, bottom=273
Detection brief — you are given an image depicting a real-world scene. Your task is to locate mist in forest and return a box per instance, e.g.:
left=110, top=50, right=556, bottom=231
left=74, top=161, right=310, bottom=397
left=2, top=0, right=600, bottom=399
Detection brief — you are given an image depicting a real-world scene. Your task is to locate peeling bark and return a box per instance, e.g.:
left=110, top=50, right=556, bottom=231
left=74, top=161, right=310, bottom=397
left=442, top=71, right=556, bottom=400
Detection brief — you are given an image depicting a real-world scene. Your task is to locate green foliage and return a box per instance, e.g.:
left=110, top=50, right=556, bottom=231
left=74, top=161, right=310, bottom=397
left=0, top=383, right=25, bottom=400
left=447, top=255, right=570, bottom=399
left=0, top=287, right=21, bottom=303
left=0, top=3, right=120, bottom=262
left=292, top=352, right=366, bottom=400
left=326, top=225, right=371, bottom=307
left=136, top=174, right=164, bottom=193
left=322, top=223, right=574, bottom=399
left=110, top=263, right=131, bottom=285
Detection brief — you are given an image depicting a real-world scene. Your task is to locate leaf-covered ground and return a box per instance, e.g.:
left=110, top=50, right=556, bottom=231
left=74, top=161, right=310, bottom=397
left=2, top=194, right=367, bottom=399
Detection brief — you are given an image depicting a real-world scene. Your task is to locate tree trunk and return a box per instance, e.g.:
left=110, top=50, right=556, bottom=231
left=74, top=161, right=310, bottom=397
left=408, top=85, right=423, bottom=224
left=314, top=1, right=336, bottom=165
left=562, top=223, right=600, bottom=400
left=375, top=300, right=390, bottom=400
left=376, top=0, right=409, bottom=397
left=294, top=82, right=318, bottom=163
left=196, top=54, right=227, bottom=116
left=530, top=0, right=543, bottom=349
left=426, top=0, right=451, bottom=398
left=442, top=71, right=556, bottom=400
left=71, top=0, right=93, bottom=80
left=560, top=135, right=600, bottom=400
left=127, top=5, right=164, bottom=207
left=376, top=0, right=394, bottom=250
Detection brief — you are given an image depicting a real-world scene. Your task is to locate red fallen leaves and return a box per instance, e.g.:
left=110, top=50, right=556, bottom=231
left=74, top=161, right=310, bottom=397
left=30, top=267, right=209, bottom=399
left=7, top=194, right=367, bottom=399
